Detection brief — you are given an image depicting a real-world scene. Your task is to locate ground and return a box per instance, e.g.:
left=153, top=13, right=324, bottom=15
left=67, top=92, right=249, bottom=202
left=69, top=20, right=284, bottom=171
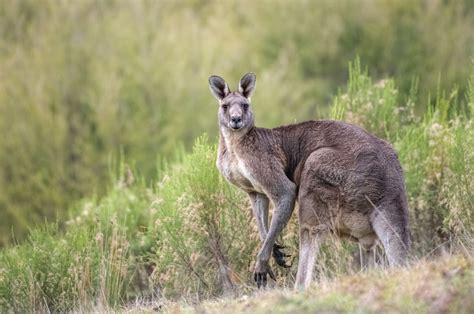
left=127, top=254, right=473, bottom=313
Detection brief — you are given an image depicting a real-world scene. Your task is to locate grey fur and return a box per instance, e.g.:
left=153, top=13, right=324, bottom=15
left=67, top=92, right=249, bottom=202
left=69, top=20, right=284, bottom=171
left=209, top=73, right=410, bottom=290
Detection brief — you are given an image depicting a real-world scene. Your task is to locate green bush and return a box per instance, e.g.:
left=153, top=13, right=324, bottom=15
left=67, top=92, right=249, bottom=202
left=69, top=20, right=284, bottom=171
left=149, top=136, right=258, bottom=298
left=0, top=163, right=154, bottom=312
left=0, top=223, right=129, bottom=312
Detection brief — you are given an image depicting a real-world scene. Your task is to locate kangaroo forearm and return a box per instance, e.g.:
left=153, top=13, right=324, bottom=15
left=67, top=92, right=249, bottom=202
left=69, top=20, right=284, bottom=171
left=258, top=191, right=295, bottom=261
left=249, top=192, right=269, bottom=242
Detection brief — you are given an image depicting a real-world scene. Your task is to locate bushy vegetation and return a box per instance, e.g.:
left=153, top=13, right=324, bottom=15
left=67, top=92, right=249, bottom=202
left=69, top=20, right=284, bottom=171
left=2, top=0, right=474, bottom=245
left=0, top=166, right=146, bottom=312
left=0, top=224, right=129, bottom=312
left=1, top=62, right=473, bottom=311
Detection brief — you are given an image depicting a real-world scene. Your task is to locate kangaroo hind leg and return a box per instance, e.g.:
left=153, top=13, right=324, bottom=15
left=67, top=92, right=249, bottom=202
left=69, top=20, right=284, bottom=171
left=294, top=224, right=328, bottom=290
left=294, top=199, right=326, bottom=291
left=371, top=200, right=410, bottom=267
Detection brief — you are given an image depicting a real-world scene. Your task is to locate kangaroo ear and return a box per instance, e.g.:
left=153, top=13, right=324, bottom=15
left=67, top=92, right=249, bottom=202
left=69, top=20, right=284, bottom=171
left=238, top=72, right=256, bottom=99
left=209, top=75, right=230, bottom=101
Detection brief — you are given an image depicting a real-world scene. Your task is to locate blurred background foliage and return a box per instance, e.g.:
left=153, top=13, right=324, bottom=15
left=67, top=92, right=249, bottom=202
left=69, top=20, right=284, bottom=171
left=0, top=0, right=474, bottom=245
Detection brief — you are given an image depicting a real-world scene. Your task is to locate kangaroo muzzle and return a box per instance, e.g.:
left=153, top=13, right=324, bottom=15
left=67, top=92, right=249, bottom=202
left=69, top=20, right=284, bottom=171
left=229, top=105, right=244, bottom=130
left=230, top=115, right=243, bottom=130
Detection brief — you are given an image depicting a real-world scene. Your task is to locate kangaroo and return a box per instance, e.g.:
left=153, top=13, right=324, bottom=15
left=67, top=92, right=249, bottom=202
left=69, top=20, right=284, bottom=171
left=208, top=73, right=410, bottom=290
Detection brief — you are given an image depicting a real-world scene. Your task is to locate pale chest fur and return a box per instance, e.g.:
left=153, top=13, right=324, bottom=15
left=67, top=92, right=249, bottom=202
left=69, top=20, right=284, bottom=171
left=217, top=135, right=264, bottom=194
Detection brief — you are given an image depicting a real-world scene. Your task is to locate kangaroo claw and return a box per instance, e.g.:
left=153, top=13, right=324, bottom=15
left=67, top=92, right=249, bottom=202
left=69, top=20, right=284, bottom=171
left=273, top=243, right=292, bottom=268
left=254, top=260, right=275, bottom=288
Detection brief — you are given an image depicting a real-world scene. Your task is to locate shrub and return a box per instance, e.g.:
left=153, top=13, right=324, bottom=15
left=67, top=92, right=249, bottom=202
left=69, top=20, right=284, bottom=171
left=0, top=223, right=129, bottom=312
left=149, top=136, right=258, bottom=299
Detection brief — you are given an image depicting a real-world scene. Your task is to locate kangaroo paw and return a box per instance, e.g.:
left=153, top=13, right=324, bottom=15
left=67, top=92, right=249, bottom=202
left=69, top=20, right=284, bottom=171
left=254, top=260, right=275, bottom=288
left=272, top=243, right=292, bottom=268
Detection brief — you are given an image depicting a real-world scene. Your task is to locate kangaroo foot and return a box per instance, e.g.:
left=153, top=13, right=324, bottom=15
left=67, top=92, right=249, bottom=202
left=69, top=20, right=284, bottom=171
left=254, top=260, right=275, bottom=288
left=273, top=243, right=292, bottom=268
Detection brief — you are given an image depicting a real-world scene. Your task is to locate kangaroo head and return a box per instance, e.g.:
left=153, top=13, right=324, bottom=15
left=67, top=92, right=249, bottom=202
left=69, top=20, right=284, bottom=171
left=208, top=73, right=256, bottom=132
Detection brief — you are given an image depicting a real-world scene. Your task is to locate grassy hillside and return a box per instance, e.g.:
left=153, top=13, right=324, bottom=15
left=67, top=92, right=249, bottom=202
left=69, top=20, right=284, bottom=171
left=1, top=0, right=474, bottom=245
left=0, top=64, right=472, bottom=312
left=166, top=255, right=473, bottom=314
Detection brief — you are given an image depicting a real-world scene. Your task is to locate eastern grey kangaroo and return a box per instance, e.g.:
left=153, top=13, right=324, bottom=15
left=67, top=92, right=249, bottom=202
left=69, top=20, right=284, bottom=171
left=208, top=73, right=410, bottom=290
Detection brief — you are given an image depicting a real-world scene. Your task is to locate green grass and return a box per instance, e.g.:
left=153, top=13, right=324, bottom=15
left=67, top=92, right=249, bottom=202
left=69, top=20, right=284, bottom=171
left=0, top=63, right=473, bottom=312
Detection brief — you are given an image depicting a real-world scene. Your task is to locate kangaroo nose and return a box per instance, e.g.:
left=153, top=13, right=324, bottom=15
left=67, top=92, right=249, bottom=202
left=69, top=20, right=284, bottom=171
left=231, top=116, right=242, bottom=124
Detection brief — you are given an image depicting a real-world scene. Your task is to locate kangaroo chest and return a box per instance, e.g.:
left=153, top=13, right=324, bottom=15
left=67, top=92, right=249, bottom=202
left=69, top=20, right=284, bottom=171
left=217, top=149, right=264, bottom=193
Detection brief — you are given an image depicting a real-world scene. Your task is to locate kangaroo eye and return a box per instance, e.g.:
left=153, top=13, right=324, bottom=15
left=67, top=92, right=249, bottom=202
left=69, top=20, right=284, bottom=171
left=243, top=103, right=249, bottom=111
left=221, top=104, right=228, bottom=111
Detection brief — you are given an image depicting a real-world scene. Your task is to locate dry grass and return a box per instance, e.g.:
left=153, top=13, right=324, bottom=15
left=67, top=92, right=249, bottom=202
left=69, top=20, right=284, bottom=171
left=156, top=254, right=473, bottom=314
